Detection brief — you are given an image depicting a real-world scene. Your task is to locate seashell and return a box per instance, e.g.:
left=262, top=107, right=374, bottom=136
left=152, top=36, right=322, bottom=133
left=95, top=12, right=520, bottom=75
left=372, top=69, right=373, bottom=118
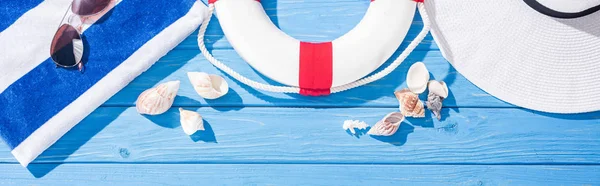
left=136, top=81, right=180, bottom=115
left=428, top=80, right=448, bottom=98
left=187, top=72, right=229, bottom=99
left=394, top=89, right=425, bottom=118
left=367, top=112, right=404, bottom=136
left=343, top=120, right=369, bottom=135
left=426, top=92, right=444, bottom=120
left=406, top=62, right=430, bottom=94
left=179, top=108, right=205, bottom=135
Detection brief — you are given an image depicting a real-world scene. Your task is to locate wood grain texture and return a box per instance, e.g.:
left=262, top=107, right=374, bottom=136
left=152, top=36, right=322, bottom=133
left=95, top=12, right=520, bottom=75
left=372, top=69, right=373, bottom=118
left=1, top=107, right=597, bottom=164
left=1, top=164, right=598, bottom=185
left=4, top=0, right=599, bottom=183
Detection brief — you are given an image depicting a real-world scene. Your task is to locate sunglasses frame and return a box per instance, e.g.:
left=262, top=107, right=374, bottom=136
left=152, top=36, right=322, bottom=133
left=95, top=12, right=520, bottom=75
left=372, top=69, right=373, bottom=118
left=51, top=22, right=83, bottom=69
left=50, top=0, right=112, bottom=71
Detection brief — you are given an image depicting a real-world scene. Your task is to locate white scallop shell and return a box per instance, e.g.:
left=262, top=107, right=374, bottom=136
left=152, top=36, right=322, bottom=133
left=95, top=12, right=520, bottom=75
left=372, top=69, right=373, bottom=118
left=179, top=108, right=205, bottom=135
left=343, top=120, right=369, bottom=135
left=136, top=81, right=180, bottom=115
left=187, top=72, right=229, bottom=99
left=428, top=80, right=448, bottom=98
left=406, top=62, right=430, bottom=94
left=367, top=112, right=405, bottom=136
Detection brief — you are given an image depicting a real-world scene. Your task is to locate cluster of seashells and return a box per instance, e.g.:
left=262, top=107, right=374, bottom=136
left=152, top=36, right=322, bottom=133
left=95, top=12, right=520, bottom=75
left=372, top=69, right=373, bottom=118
left=343, top=62, right=450, bottom=137
left=401, top=62, right=448, bottom=120
left=135, top=72, right=230, bottom=135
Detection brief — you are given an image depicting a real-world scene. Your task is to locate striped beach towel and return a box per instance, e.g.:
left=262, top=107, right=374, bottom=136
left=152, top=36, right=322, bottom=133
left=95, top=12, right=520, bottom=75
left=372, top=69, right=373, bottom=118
left=0, top=0, right=206, bottom=167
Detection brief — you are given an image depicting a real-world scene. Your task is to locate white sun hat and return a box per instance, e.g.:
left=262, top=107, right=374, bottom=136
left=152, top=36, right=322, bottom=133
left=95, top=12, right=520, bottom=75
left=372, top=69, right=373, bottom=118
left=424, top=0, right=600, bottom=113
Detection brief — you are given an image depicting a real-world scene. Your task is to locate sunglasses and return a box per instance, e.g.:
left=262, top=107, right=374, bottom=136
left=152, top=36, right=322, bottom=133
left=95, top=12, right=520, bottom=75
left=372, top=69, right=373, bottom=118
left=50, top=0, right=112, bottom=71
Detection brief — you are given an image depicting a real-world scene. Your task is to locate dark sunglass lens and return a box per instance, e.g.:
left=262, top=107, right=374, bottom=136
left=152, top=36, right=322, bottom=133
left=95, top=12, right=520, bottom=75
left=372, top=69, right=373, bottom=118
left=50, top=24, right=83, bottom=67
left=71, top=0, right=111, bottom=16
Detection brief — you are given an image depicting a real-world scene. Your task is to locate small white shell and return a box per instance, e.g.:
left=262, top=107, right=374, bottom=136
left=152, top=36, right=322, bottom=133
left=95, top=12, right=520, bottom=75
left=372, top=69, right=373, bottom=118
left=187, top=72, right=229, bottom=99
left=406, top=62, right=430, bottom=94
left=179, top=108, right=205, bottom=135
left=136, top=81, right=180, bottom=115
left=343, top=120, right=369, bottom=135
left=367, top=112, right=405, bottom=136
left=428, top=80, right=448, bottom=98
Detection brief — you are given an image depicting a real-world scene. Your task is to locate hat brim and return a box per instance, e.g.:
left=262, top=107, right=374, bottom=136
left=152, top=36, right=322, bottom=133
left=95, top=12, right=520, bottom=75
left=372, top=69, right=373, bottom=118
left=425, top=0, right=600, bottom=113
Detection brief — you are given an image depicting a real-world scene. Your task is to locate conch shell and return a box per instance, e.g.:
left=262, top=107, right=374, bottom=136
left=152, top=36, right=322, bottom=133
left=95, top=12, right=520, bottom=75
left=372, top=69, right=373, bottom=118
left=367, top=112, right=404, bottom=136
left=394, top=89, right=425, bottom=118
left=136, top=81, right=180, bottom=115
left=406, top=62, right=430, bottom=94
left=187, top=72, right=229, bottom=99
left=426, top=80, right=448, bottom=120
left=343, top=120, right=369, bottom=135
left=426, top=92, right=444, bottom=120
left=179, top=108, right=205, bottom=135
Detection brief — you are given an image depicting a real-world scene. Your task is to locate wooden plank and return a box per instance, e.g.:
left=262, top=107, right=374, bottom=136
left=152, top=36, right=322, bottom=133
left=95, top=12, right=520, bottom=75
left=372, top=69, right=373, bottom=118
left=104, top=50, right=508, bottom=107
left=1, top=164, right=598, bottom=185
left=1, top=107, right=598, bottom=164
left=177, top=0, right=438, bottom=51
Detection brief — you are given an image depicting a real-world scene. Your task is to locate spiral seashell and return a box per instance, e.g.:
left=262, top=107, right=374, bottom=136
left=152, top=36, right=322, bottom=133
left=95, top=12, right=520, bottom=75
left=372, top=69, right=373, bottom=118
left=179, top=108, right=205, bottom=135
left=428, top=80, right=448, bottom=98
left=367, top=112, right=405, bottom=136
left=343, top=120, right=369, bottom=135
left=426, top=92, right=444, bottom=120
left=187, top=72, right=229, bottom=99
left=406, top=62, right=430, bottom=94
left=394, top=89, right=425, bottom=118
left=136, top=81, right=180, bottom=115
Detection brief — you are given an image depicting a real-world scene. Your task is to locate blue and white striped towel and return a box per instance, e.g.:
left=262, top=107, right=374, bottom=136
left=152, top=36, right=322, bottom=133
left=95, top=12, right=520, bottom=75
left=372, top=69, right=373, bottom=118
left=0, top=0, right=207, bottom=167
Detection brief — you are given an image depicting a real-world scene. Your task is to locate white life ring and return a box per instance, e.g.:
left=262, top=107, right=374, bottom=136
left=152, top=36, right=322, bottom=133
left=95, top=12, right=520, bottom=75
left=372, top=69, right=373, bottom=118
left=198, top=0, right=431, bottom=96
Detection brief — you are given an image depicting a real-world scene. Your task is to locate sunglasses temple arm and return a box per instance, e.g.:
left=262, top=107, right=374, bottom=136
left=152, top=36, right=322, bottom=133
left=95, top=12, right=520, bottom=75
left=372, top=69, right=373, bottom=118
left=56, top=4, right=73, bottom=30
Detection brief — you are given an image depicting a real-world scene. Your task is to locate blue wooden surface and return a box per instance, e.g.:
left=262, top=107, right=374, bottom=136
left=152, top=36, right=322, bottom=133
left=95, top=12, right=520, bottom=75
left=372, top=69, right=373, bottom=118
left=2, top=0, right=600, bottom=185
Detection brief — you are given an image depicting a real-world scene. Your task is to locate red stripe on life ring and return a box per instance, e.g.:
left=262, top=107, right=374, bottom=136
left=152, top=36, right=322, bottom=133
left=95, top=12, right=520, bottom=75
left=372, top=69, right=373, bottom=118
left=299, top=42, right=333, bottom=96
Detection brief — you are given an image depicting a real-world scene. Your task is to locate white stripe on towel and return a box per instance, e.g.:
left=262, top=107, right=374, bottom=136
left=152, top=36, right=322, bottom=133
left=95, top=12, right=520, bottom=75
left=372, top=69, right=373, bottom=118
left=0, top=0, right=72, bottom=93
left=11, top=1, right=207, bottom=167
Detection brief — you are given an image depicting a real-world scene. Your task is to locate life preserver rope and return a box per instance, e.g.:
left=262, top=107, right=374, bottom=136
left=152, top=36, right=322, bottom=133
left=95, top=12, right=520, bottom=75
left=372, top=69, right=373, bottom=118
left=197, top=2, right=431, bottom=95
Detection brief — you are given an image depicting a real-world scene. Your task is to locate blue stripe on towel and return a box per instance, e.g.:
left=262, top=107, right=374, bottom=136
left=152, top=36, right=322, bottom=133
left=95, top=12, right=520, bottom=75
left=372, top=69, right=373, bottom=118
left=0, top=0, right=44, bottom=32
left=0, top=0, right=196, bottom=149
